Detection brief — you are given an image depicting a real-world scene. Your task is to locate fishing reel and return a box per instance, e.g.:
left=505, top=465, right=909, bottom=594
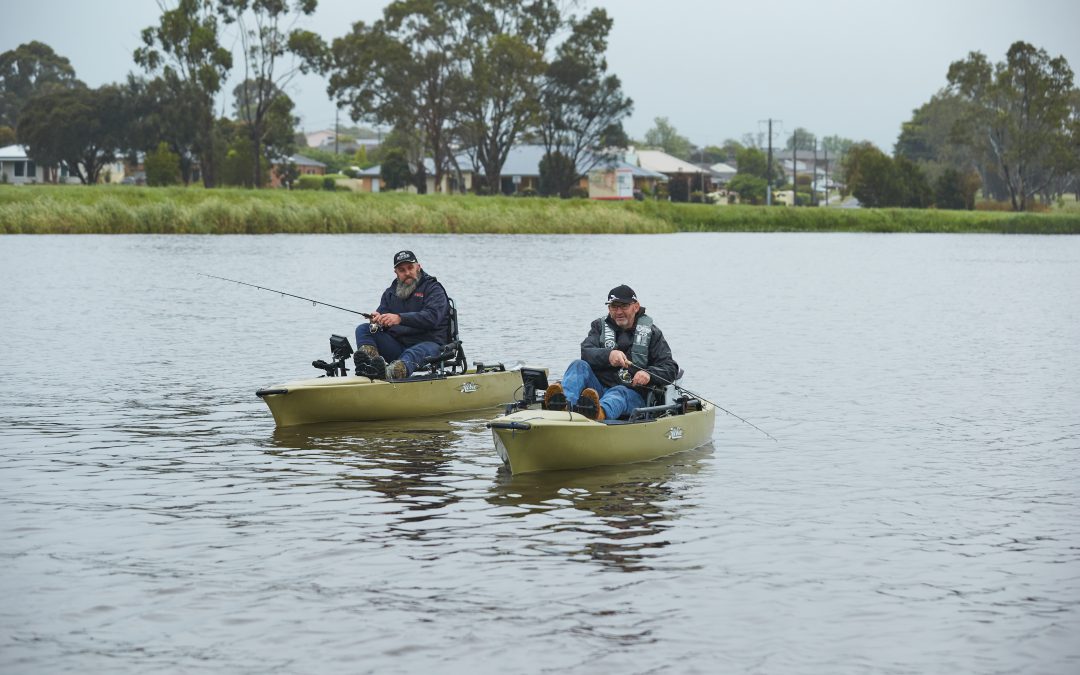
left=618, top=368, right=632, bottom=384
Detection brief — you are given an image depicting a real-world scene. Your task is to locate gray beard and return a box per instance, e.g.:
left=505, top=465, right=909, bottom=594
left=395, top=278, right=418, bottom=300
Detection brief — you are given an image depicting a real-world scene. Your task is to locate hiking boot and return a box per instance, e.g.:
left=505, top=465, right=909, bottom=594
left=353, top=350, right=369, bottom=368
left=386, top=359, right=408, bottom=380
left=574, top=388, right=605, bottom=421
left=543, top=383, right=567, bottom=411
left=358, top=344, right=380, bottom=360
left=355, top=354, right=386, bottom=380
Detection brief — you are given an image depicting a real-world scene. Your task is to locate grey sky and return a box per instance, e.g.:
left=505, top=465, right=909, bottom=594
left=3, top=0, right=1079, bottom=152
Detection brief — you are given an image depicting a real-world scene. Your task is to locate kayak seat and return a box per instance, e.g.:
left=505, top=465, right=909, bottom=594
left=416, top=298, right=468, bottom=376
left=642, top=368, right=684, bottom=407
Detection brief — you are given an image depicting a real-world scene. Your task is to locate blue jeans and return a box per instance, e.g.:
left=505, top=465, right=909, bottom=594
left=355, top=323, right=442, bottom=376
left=560, top=359, right=645, bottom=420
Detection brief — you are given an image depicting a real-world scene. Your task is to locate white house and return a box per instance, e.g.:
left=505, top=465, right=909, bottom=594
left=0, top=145, right=82, bottom=184
left=1, top=144, right=43, bottom=183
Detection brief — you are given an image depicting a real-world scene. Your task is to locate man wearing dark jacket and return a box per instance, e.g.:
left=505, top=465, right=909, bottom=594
left=544, top=284, right=679, bottom=420
left=353, top=250, right=451, bottom=379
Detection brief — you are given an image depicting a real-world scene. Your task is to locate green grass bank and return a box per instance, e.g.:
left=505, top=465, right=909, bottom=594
left=2, top=185, right=1078, bottom=234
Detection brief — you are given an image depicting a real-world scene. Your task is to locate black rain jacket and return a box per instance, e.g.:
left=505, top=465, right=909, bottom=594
left=376, top=270, right=451, bottom=346
left=580, top=309, right=679, bottom=396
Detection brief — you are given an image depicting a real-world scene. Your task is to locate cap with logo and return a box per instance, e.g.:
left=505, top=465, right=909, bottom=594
left=606, top=284, right=637, bottom=305
left=393, top=250, right=418, bottom=267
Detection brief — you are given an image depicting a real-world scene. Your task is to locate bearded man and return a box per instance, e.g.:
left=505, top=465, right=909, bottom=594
left=353, top=250, right=451, bottom=380
left=543, top=285, right=679, bottom=421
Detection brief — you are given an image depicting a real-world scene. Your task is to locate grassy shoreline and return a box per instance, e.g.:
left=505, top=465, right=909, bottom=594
left=2, top=185, right=1079, bottom=234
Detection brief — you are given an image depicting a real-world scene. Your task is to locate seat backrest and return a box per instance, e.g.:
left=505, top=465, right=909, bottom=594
left=419, top=297, right=467, bottom=375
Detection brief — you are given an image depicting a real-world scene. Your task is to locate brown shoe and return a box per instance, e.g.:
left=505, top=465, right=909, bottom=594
left=575, top=388, right=605, bottom=420
left=386, top=359, right=408, bottom=379
left=358, top=344, right=380, bottom=359
left=543, top=383, right=567, bottom=411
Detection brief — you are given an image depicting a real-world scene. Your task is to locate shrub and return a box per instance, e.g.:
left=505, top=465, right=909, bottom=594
left=568, top=186, right=589, bottom=199
left=144, top=142, right=181, bottom=187
left=296, top=175, right=324, bottom=190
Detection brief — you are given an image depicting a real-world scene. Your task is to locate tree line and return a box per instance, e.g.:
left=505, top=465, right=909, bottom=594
left=855, top=41, right=1079, bottom=211
left=1, top=0, right=632, bottom=197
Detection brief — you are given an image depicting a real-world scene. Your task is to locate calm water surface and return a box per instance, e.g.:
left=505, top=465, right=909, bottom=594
left=1, top=233, right=1078, bottom=674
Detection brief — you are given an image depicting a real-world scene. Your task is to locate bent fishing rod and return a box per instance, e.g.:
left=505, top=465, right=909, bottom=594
left=625, top=364, right=777, bottom=442
left=199, top=273, right=374, bottom=319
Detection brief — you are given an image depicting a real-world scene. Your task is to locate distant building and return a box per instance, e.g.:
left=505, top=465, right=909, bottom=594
left=271, top=154, right=326, bottom=188
left=0, top=144, right=79, bottom=184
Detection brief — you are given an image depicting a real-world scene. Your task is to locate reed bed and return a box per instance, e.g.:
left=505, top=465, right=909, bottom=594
left=2, top=185, right=1078, bottom=234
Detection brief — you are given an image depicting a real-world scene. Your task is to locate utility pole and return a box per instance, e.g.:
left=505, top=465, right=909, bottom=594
left=824, top=145, right=829, bottom=207
left=766, top=119, right=774, bottom=206
left=792, top=129, right=797, bottom=207
left=812, top=141, right=818, bottom=207
left=334, top=107, right=339, bottom=155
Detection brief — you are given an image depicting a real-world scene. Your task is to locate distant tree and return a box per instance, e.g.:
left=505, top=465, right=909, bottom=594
left=734, top=146, right=784, bottom=188
left=785, top=127, right=816, bottom=152
left=644, top=117, right=691, bottom=159
left=821, top=135, right=854, bottom=160
left=379, top=147, right=412, bottom=190
left=275, top=159, right=299, bottom=188
left=718, top=139, right=743, bottom=163
left=727, top=174, right=767, bottom=204
left=310, top=1, right=470, bottom=194
left=144, top=141, right=182, bottom=186
left=0, top=125, right=14, bottom=146
left=17, top=84, right=125, bottom=184
left=456, top=1, right=555, bottom=196
left=947, top=41, right=1075, bottom=210
left=122, top=74, right=200, bottom=184
left=135, top=0, right=233, bottom=187
left=0, top=41, right=80, bottom=128
left=842, top=142, right=931, bottom=208
left=221, top=135, right=269, bottom=187
left=218, top=0, right=318, bottom=188
left=537, top=7, right=632, bottom=197
left=538, top=150, right=576, bottom=197
left=933, top=168, right=980, bottom=209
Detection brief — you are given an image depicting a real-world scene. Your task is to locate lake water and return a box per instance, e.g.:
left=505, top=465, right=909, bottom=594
left=1, top=233, right=1078, bottom=674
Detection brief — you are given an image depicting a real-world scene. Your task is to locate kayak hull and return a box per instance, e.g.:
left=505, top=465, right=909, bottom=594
left=258, top=369, right=526, bottom=427
left=489, top=403, right=716, bottom=474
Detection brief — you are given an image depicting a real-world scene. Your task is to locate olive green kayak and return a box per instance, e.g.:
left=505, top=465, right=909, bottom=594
left=257, top=368, right=530, bottom=427
left=488, top=400, right=716, bottom=474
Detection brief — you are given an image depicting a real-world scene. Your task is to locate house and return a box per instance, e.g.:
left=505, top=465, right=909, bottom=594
left=271, top=154, right=326, bottom=188
left=304, top=129, right=336, bottom=148
left=635, top=148, right=711, bottom=196
left=0, top=144, right=79, bottom=184
left=588, top=158, right=667, bottom=199
left=708, top=161, right=737, bottom=185
left=343, top=158, right=439, bottom=194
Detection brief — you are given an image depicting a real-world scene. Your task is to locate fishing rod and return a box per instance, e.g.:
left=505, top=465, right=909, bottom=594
left=199, top=273, right=374, bottom=319
left=624, top=364, right=778, bottom=442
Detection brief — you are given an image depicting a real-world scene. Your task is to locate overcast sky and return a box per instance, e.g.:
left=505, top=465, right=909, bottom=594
left=3, top=0, right=1079, bottom=152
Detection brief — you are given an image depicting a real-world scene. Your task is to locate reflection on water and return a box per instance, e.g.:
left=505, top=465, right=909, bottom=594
left=268, top=417, right=479, bottom=514
left=488, top=445, right=712, bottom=572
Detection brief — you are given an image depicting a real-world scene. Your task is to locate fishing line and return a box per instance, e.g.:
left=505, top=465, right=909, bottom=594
left=199, top=273, right=374, bottom=318
left=626, top=364, right=778, bottom=442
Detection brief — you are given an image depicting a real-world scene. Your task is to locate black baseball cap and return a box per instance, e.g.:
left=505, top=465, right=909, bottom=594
left=606, top=284, right=637, bottom=305
left=393, top=250, right=418, bottom=267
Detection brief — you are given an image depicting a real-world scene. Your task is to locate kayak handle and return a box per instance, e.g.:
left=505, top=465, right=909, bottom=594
left=255, top=388, right=289, bottom=398
left=487, top=420, right=532, bottom=431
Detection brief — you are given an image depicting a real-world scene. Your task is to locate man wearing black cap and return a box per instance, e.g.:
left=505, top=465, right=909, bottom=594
left=352, top=250, right=451, bottom=379
left=544, top=284, right=679, bottom=420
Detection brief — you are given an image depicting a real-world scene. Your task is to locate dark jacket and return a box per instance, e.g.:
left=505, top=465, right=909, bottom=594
left=376, top=270, right=451, bottom=346
left=580, top=309, right=679, bottom=395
